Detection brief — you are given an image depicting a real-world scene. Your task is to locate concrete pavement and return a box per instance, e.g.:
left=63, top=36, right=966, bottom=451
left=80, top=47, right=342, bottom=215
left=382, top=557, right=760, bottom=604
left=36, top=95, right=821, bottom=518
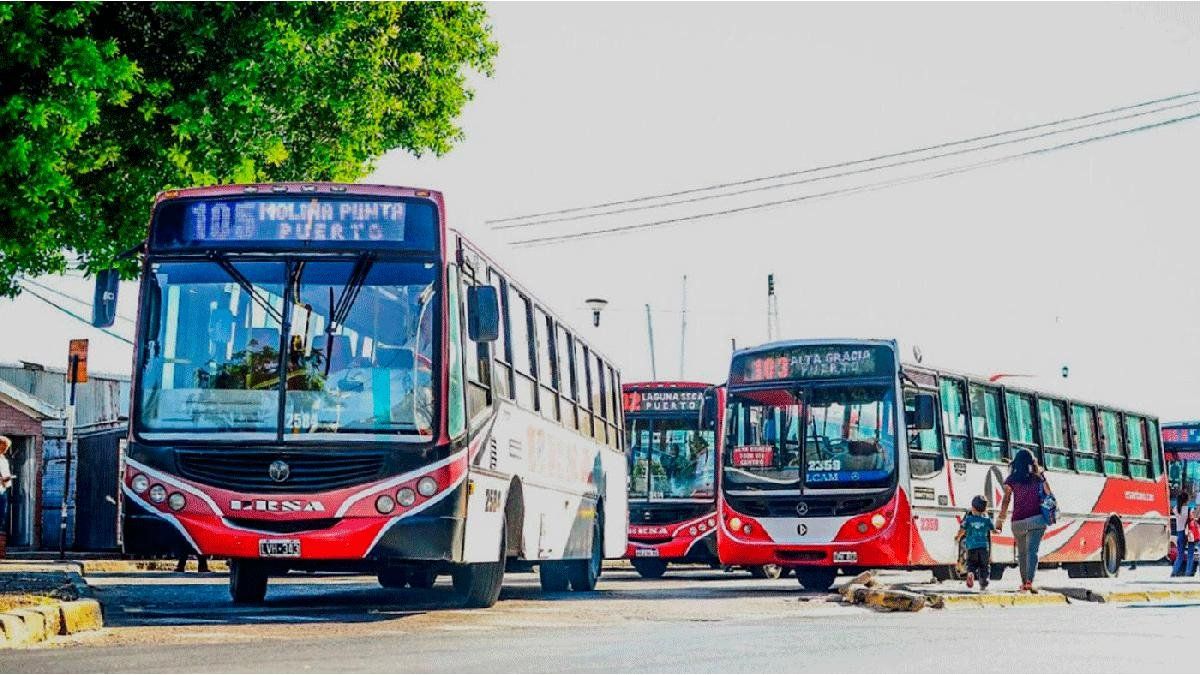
left=4, top=565, right=1199, bottom=671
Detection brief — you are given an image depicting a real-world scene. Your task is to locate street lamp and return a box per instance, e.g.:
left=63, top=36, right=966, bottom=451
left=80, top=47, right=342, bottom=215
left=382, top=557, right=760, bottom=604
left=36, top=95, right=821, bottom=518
left=585, top=298, right=608, bottom=327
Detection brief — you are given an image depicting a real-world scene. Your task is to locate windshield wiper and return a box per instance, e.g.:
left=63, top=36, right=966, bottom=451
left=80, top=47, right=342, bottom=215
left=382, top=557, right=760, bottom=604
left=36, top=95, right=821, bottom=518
left=210, top=253, right=284, bottom=326
left=322, top=253, right=375, bottom=376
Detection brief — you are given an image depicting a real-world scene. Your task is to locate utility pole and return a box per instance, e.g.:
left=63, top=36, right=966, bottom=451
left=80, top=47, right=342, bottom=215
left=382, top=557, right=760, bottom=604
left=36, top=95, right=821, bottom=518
left=61, top=339, right=88, bottom=560
left=767, top=273, right=780, bottom=341
left=645, top=304, right=658, bottom=380
left=678, top=275, right=688, bottom=379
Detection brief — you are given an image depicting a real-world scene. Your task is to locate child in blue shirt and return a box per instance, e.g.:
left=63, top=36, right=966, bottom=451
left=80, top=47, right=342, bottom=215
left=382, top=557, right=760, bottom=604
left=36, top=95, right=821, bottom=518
left=956, top=495, right=996, bottom=590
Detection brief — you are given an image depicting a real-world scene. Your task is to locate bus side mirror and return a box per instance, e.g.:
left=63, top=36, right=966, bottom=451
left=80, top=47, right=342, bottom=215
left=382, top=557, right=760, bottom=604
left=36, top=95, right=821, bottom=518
left=699, top=387, right=718, bottom=431
left=466, top=285, right=500, bottom=342
left=909, top=393, right=936, bottom=430
left=92, top=269, right=121, bottom=328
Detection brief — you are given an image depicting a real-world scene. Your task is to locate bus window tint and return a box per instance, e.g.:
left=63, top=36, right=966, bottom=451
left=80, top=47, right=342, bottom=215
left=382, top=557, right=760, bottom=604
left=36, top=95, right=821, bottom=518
left=1005, top=392, right=1036, bottom=458
left=508, top=289, right=536, bottom=410
left=939, top=378, right=970, bottom=459
left=968, top=384, right=1004, bottom=462
left=804, top=385, right=897, bottom=488
left=1099, top=410, right=1125, bottom=476
left=1038, top=399, right=1070, bottom=471
left=1072, top=404, right=1100, bottom=472
left=1125, top=415, right=1148, bottom=478
left=1148, top=419, right=1163, bottom=477
left=488, top=271, right=512, bottom=400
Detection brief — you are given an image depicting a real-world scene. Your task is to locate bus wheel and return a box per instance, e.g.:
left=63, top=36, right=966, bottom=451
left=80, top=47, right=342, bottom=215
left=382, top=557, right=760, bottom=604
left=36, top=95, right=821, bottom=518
left=229, top=559, right=268, bottom=604
left=378, top=568, right=409, bottom=589
left=452, top=528, right=506, bottom=608
left=539, top=561, right=571, bottom=592
left=632, top=558, right=668, bottom=579
left=931, top=566, right=953, bottom=583
left=795, top=567, right=837, bottom=592
left=408, top=567, right=437, bottom=589
left=748, top=565, right=783, bottom=580
left=1099, top=525, right=1123, bottom=577
left=568, top=512, right=604, bottom=592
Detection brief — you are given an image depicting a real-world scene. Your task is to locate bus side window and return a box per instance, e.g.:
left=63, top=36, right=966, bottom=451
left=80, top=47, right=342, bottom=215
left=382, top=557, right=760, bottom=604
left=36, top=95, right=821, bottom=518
left=1038, top=398, right=1071, bottom=471
left=1098, top=409, right=1126, bottom=477
left=1071, top=404, right=1100, bottom=472
left=606, top=365, right=621, bottom=450
left=556, top=324, right=577, bottom=431
left=968, top=383, right=1005, bottom=463
left=905, top=389, right=943, bottom=478
left=534, top=307, right=559, bottom=422
left=592, top=353, right=608, bottom=445
left=507, top=287, right=537, bottom=411
left=487, top=269, right=513, bottom=401
left=576, top=342, right=593, bottom=436
left=939, top=377, right=970, bottom=460
left=1125, top=414, right=1149, bottom=479
left=1147, top=419, right=1163, bottom=478
left=1004, top=391, right=1036, bottom=461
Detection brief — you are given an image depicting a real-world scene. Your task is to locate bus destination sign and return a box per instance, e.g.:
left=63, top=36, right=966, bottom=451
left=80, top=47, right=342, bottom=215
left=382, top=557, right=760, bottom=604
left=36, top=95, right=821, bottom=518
left=623, top=389, right=705, bottom=414
left=1163, top=425, right=1200, bottom=444
left=184, top=198, right=407, bottom=244
left=731, top=344, right=895, bottom=384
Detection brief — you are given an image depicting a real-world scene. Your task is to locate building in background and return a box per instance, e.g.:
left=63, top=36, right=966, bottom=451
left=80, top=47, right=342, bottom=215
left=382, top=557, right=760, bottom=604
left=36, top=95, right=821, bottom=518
left=0, top=362, right=129, bottom=552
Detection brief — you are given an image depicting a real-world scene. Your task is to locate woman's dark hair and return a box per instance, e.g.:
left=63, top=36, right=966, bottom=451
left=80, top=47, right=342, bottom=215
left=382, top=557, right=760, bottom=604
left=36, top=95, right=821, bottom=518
left=1008, top=448, right=1039, bottom=483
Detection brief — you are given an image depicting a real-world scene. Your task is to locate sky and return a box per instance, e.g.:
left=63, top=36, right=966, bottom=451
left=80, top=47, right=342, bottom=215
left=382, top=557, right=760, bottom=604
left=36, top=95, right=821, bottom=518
left=3, top=2, right=1200, bottom=418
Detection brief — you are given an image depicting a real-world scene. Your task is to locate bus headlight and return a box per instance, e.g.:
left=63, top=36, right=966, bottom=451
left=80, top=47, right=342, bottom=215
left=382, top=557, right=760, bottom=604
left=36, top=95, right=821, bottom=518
left=167, top=493, right=186, bottom=512
left=375, top=494, right=396, bottom=514
left=871, top=514, right=886, bottom=529
left=707, top=518, right=716, bottom=528
left=149, top=484, right=167, bottom=504
left=742, top=524, right=753, bottom=535
left=397, top=488, right=416, bottom=507
left=688, top=526, right=698, bottom=536
left=131, top=474, right=149, bottom=493
left=417, top=477, right=438, bottom=497
left=856, top=522, right=869, bottom=534
left=729, top=517, right=743, bottom=531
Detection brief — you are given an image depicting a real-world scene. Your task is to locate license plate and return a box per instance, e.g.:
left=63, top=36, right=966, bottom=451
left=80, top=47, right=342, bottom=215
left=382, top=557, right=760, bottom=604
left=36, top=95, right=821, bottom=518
left=634, top=548, right=660, bottom=558
left=258, top=539, right=301, bottom=558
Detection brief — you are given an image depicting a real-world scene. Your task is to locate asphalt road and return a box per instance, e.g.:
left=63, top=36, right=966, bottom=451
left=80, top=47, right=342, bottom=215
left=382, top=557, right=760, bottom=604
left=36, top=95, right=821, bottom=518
left=7, top=566, right=1200, bottom=672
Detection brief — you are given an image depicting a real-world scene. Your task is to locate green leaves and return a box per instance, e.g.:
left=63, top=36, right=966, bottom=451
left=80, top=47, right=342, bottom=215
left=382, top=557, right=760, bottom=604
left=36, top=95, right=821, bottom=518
left=0, top=1, right=498, bottom=295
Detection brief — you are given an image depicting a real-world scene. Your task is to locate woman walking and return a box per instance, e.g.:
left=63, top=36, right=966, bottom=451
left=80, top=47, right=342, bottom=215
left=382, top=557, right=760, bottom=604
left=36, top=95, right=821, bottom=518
left=996, top=449, right=1052, bottom=592
left=1171, top=492, right=1196, bottom=577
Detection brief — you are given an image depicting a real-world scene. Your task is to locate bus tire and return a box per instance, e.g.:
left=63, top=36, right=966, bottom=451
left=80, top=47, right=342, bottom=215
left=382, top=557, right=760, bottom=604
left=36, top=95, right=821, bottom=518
left=568, top=509, right=604, bottom=592
left=453, top=527, right=506, bottom=608
left=229, top=559, right=268, bottom=604
left=748, top=564, right=784, bottom=580
left=1099, top=524, right=1123, bottom=578
left=539, top=561, right=571, bottom=592
left=408, top=567, right=437, bottom=589
left=377, top=568, right=409, bottom=588
left=931, top=566, right=953, bottom=583
left=795, top=567, right=838, bottom=592
left=632, top=558, right=668, bottom=579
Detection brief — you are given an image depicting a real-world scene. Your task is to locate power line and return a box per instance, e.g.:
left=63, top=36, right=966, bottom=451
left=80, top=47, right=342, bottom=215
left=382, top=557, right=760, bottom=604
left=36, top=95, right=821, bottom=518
left=510, top=110, right=1200, bottom=247
left=19, top=276, right=137, bottom=326
left=489, top=88, right=1200, bottom=226
left=16, top=282, right=135, bottom=345
left=496, top=98, right=1200, bottom=231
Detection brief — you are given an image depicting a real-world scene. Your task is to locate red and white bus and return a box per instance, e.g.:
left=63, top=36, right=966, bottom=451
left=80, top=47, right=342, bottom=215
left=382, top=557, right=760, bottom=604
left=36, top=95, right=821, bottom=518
left=716, top=338, right=1170, bottom=591
left=94, top=183, right=628, bottom=606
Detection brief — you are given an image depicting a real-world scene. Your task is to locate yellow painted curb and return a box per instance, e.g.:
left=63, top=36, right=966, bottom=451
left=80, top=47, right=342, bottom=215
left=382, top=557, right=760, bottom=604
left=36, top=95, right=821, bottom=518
left=929, top=592, right=1069, bottom=608
left=0, top=612, right=32, bottom=646
left=1097, top=589, right=1200, bottom=604
left=27, top=604, right=63, bottom=637
left=80, top=559, right=228, bottom=574
left=58, top=599, right=104, bottom=635
left=8, top=609, right=49, bottom=643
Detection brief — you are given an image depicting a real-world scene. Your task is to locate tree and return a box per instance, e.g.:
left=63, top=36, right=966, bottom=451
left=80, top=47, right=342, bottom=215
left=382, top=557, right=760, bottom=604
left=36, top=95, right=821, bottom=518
left=0, top=2, right=497, bottom=295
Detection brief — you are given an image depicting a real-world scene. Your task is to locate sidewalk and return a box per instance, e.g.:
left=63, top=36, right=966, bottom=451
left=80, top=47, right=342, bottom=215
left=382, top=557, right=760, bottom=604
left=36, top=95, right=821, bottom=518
left=0, top=561, right=105, bottom=647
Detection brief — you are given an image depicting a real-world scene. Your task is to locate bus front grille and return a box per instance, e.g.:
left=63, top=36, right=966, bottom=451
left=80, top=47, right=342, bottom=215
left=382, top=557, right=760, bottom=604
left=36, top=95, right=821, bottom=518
left=176, top=450, right=386, bottom=493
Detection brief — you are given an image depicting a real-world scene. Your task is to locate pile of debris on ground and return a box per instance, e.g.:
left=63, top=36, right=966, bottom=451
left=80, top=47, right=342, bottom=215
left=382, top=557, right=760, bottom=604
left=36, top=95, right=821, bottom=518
left=837, top=571, right=932, bottom=612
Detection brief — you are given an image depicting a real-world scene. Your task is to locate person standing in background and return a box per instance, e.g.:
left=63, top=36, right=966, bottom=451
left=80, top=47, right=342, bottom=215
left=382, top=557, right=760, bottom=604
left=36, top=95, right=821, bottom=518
left=0, top=436, right=14, bottom=543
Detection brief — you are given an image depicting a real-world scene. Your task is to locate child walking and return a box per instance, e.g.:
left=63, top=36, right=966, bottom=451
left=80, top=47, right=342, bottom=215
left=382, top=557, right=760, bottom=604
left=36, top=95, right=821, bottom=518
left=957, top=495, right=996, bottom=590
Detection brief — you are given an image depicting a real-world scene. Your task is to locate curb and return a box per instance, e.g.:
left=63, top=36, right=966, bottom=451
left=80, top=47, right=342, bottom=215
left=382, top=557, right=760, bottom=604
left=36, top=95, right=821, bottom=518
left=77, top=559, right=229, bottom=575
left=0, top=568, right=104, bottom=648
left=923, top=591, right=1069, bottom=609
left=1046, top=587, right=1200, bottom=604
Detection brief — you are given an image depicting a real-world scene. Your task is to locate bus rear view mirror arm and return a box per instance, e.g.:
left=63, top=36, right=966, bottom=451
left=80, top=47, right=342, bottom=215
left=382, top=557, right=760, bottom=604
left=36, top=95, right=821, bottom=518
left=909, top=392, right=937, bottom=430
left=466, top=285, right=500, bottom=342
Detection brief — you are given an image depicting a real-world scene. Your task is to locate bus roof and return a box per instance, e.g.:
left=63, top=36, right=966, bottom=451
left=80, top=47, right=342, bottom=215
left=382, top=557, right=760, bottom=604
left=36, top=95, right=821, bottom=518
left=730, top=337, right=897, bottom=360
left=153, top=182, right=444, bottom=205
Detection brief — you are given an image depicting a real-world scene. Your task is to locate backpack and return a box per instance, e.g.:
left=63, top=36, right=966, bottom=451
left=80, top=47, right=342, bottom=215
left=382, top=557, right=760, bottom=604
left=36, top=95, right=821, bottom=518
left=1188, top=514, right=1200, bottom=544
left=1037, top=478, right=1058, bottom=525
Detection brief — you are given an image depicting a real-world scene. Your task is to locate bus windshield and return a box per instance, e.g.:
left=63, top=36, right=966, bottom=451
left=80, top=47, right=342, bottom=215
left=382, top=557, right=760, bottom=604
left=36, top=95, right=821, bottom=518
left=724, top=384, right=897, bottom=491
left=137, top=259, right=438, bottom=440
left=628, top=416, right=715, bottom=499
